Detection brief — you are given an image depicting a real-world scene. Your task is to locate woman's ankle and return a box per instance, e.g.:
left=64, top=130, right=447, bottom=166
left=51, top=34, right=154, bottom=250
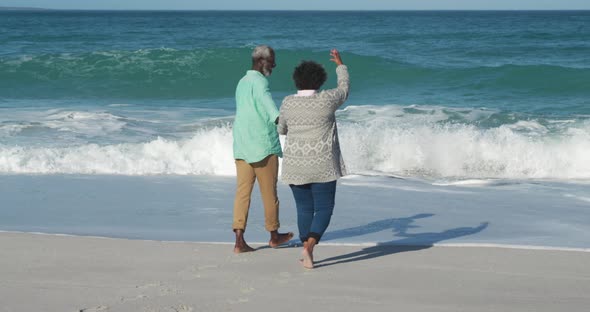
left=305, top=237, right=317, bottom=251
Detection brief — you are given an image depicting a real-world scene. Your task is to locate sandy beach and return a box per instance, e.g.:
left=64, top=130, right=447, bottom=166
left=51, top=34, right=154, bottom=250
left=1, top=174, right=589, bottom=311
left=1, top=232, right=589, bottom=312
left=2, top=7, right=590, bottom=312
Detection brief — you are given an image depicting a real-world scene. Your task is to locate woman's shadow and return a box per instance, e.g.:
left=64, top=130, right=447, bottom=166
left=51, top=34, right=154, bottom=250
left=314, top=213, right=489, bottom=268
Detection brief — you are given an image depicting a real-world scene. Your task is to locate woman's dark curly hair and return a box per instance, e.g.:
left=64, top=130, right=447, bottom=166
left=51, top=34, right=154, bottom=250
left=292, top=61, right=327, bottom=90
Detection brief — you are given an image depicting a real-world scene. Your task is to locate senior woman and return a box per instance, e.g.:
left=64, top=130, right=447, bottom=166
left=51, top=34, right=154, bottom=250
left=277, top=49, right=349, bottom=269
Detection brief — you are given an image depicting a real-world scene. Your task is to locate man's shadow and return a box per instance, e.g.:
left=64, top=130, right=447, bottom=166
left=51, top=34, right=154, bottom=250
left=314, top=213, right=489, bottom=268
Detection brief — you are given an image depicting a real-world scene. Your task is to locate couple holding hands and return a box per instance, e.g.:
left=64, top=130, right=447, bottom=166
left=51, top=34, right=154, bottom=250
left=232, top=45, right=349, bottom=269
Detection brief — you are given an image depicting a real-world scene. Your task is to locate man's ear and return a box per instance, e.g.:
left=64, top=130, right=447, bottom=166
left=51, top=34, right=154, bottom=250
left=253, top=58, right=263, bottom=69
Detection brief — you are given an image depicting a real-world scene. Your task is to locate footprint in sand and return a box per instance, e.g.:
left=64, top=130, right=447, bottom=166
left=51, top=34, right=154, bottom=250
left=279, top=272, right=291, bottom=278
left=143, top=304, right=193, bottom=312
left=197, top=264, right=219, bottom=270
left=226, top=255, right=250, bottom=263
left=227, top=298, right=249, bottom=304
left=178, top=265, right=201, bottom=280
left=167, top=305, right=194, bottom=312
left=120, top=294, right=148, bottom=302
left=120, top=281, right=161, bottom=302
left=276, top=271, right=291, bottom=284
left=126, top=281, right=184, bottom=302
left=136, top=282, right=162, bottom=289
left=231, top=276, right=255, bottom=295
left=79, top=306, right=109, bottom=312
left=160, top=285, right=182, bottom=296
left=240, top=286, right=255, bottom=294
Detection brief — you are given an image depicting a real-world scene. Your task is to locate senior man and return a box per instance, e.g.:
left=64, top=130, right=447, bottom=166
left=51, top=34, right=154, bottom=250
left=232, top=45, right=293, bottom=253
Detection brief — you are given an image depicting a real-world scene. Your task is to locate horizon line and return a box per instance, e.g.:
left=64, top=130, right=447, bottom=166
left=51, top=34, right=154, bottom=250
left=2, top=8, right=590, bottom=12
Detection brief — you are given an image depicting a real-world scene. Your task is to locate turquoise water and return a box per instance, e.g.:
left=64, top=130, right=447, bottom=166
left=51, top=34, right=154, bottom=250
left=2, top=11, right=589, bottom=109
left=1, top=11, right=589, bottom=180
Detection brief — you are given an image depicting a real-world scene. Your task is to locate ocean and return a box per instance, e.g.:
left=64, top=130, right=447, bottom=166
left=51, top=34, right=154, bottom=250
left=0, top=10, right=589, bottom=248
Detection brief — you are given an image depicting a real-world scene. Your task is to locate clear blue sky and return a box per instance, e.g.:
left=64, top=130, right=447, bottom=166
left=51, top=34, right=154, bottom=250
left=2, top=0, right=590, bottom=10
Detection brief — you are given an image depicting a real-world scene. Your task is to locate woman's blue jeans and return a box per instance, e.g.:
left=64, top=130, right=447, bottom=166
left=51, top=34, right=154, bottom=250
left=289, top=180, right=337, bottom=243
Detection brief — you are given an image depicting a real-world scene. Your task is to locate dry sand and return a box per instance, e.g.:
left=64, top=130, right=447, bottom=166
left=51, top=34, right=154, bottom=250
left=1, top=232, right=589, bottom=312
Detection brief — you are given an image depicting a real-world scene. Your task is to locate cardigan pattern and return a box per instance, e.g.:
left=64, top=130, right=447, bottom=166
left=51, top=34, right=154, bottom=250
left=278, top=65, right=350, bottom=185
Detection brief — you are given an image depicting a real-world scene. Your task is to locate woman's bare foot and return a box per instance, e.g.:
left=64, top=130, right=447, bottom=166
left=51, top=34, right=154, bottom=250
left=298, top=241, right=309, bottom=262
left=269, top=231, right=294, bottom=248
left=301, top=238, right=317, bottom=269
left=301, top=246, right=314, bottom=269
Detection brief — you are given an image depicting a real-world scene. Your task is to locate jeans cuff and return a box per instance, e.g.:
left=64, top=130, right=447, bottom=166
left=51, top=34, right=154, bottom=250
left=308, top=232, right=321, bottom=243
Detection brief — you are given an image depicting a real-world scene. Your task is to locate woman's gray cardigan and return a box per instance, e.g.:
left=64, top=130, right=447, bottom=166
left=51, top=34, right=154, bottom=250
left=278, top=65, right=350, bottom=185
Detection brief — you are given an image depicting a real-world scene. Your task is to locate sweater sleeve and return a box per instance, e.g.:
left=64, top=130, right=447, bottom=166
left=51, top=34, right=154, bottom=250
left=321, top=65, right=350, bottom=110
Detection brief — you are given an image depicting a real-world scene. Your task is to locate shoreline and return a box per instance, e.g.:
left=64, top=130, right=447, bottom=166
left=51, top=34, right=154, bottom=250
left=2, top=230, right=589, bottom=253
left=1, top=174, right=589, bottom=249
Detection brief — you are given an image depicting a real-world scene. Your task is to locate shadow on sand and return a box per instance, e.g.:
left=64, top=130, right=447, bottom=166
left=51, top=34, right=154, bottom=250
left=314, top=213, right=489, bottom=268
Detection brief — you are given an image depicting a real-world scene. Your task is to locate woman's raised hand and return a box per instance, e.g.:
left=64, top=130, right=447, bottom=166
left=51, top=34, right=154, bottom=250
left=330, top=49, right=343, bottom=66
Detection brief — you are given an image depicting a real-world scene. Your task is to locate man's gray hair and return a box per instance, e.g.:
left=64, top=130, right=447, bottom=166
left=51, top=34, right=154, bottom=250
left=252, top=45, right=274, bottom=61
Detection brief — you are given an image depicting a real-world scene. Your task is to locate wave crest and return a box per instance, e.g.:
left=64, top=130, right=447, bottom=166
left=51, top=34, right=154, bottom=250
left=2, top=48, right=590, bottom=100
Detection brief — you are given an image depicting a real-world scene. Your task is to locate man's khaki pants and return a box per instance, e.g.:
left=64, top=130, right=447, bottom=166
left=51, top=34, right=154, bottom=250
left=233, top=154, right=280, bottom=232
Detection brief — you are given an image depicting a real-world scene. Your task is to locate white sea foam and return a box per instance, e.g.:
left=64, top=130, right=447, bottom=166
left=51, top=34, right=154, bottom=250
left=0, top=126, right=235, bottom=175
left=0, top=124, right=29, bottom=136
left=505, top=120, right=548, bottom=135
left=1, top=105, right=590, bottom=180
left=1, top=109, right=129, bottom=138
left=338, top=106, right=590, bottom=180
left=432, top=179, right=504, bottom=187
left=43, top=111, right=127, bottom=136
